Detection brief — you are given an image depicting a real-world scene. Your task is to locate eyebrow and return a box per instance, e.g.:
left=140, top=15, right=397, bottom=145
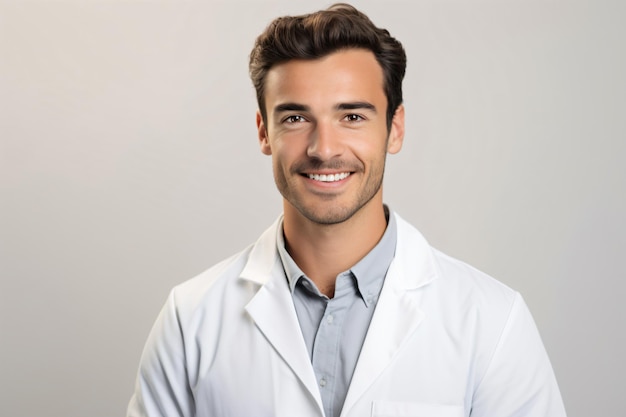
left=273, top=101, right=377, bottom=115
left=335, top=101, right=377, bottom=113
left=273, top=103, right=310, bottom=114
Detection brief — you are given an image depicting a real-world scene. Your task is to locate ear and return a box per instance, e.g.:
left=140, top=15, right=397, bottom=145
left=257, top=111, right=272, bottom=155
left=387, top=104, right=405, bottom=155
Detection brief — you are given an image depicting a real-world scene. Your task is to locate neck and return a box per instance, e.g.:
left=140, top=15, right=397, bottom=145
left=282, top=198, right=388, bottom=298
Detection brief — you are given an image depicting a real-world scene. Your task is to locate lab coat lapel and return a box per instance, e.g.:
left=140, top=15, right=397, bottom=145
left=341, top=214, right=438, bottom=416
left=241, top=218, right=324, bottom=413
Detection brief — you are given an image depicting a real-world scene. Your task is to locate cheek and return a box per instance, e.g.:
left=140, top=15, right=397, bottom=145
left=273, top=139, right=304, bottom=163
left=352, top=137, right=388, bottom=163
left=271, top=145, right=296, bottom=176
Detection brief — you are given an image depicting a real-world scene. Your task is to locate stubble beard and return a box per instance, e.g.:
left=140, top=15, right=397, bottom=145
left=275, top=157, right=386, bottom=226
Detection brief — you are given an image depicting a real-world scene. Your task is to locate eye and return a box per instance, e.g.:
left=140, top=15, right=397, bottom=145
left=344, top=114, right=364, bottom=122
left=283, top=115, right=307, bottom=123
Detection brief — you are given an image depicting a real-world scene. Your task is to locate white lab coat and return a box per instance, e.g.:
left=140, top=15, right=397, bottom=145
left=127, top=213, right=566, bottom=417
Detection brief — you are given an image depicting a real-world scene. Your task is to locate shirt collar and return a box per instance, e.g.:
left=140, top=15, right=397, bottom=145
left=276, top=206, right=397, bottom=307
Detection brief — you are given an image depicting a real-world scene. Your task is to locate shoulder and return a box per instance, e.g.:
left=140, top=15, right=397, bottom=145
left=393, top=211, right=517, bottom=313
left=174, top=245, right=253, bottom=300
left=158, top=245, right=254, bottom=323
left=166, top=217, right=283, bottom=319
left=393, top=212, right=534, bottom=370
left=431, top=247, right=517, bottom=308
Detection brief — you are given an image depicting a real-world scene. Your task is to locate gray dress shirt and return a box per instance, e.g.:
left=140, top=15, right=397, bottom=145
left=276, top=210, right=397, bottom=417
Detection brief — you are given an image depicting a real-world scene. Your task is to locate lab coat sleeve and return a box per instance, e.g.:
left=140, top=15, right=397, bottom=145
left=470, top=293, right=566, bottom=416
left=127, top=289, right=195, bottom=417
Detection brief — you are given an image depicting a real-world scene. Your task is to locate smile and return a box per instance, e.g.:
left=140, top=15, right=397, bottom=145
left=307, top=172, right=350, bottom=182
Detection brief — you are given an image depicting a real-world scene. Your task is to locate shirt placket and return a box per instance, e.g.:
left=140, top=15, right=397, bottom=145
left=311, top=272, right=354, bottom=417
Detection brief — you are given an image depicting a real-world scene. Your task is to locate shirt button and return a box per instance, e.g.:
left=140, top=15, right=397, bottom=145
left=326, top=315, right=334, bottom=324
left=319, top=377, right=327, bottom=387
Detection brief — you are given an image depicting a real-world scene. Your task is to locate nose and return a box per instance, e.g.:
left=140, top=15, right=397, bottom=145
left=306, top=122, right=344, bottom=161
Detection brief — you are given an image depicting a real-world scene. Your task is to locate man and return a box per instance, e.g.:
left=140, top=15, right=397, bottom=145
left=128, top=4, right=566, bottom=417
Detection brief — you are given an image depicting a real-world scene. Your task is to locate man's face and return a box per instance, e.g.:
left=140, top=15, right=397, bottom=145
left=256, top=49, right=404, bottom=225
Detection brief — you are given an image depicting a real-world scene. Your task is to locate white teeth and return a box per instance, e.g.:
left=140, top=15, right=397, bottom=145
left=308, top=172, right=350, bottom=182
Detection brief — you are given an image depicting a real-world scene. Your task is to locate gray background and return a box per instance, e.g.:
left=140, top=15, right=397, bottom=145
left=1, top=0, right=624, bottom=416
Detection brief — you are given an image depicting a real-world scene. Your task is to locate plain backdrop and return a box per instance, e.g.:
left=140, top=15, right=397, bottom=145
left=1, top=0, right=624, bottom=416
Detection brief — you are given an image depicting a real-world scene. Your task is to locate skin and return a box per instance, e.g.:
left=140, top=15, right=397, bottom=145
left=256, top=48, right=405, bottom=297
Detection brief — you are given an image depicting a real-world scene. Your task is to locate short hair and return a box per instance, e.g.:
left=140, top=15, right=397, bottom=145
left=249, top=3, right=406, bottom=130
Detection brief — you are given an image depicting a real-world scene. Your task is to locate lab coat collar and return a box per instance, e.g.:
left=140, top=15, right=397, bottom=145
left=240, top=211, right=440, bottom=289
left=239, top=211, right=440, bottom=417
left=241, top=215, right=325, bottom=414
left=392, top=213, right=439, bottom=290
left=341, top=213, right=438, bottom=416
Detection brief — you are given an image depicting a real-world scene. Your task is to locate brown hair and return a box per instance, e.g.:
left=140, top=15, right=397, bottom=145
left=249, top=3, right=406, bottom=130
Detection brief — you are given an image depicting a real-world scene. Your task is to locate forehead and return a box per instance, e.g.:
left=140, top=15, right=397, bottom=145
left=264, top=49, right=386, bottom=108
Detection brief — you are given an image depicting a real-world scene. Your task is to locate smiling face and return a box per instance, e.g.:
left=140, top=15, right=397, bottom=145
left=257, top=49, right=404, bottom=226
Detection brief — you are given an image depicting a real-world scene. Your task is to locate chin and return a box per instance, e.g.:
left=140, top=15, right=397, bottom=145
left=295, top=203, right=362, bottom=225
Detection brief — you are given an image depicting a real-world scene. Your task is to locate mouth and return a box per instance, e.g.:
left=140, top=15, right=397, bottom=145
left=306, top=172, right=351, bottom=182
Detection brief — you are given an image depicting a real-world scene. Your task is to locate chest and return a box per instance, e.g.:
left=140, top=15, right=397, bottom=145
left=188, top=311, right=472, bottom=417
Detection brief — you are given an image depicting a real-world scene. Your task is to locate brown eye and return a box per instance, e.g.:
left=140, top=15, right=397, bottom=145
left=345, top=114, right=364, bottom=122
left=285, top=115, right=306, bottom=123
